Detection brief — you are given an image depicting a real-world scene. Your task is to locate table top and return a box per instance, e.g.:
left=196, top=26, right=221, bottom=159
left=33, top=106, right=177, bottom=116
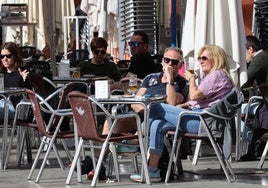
left=53, top=76, right=109, bottom=83
left=0, top=87, right=26, bottom=94
left=95, top=94, right=166, bottom=102
left=0, top=22, right=38, bottom=26
left=53, top=77, right=91, bottom=82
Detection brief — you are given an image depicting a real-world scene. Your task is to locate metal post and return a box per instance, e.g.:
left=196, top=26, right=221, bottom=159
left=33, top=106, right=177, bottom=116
left=46, top=0, right=56, bottom=77
left=171, top=0, right=177, bottom=47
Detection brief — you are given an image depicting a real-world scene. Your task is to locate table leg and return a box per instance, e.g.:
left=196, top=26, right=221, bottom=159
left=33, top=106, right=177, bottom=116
left=2, top=97, right=9, bottom=170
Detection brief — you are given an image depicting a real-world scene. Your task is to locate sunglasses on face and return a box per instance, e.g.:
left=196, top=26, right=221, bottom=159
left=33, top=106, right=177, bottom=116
left=128, top=41, right=143, bottom=47
left=93, top=50, right=106, bottom=55
left=197, top=56, right=208, bottom=61
left=0, top=54, right=12, bottom=59
left=163, top=57, right=180, bottom=65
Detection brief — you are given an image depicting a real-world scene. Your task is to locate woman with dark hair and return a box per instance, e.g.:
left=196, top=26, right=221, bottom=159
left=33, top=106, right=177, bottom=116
left=0, top=42, right=31, bottom=119
left=79, top=37, right=121, bottom=82
left=0, top=42, right=24, bottom=72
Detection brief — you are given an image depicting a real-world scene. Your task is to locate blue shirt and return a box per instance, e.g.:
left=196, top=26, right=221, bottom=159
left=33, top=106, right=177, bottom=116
left=141, top=72, right=188, bottom=100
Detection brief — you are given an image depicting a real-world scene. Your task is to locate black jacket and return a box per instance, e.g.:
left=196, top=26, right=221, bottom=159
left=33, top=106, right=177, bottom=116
left=199, top=87, right=243, bottom=159
left=128, top=52, right=158, bottom=79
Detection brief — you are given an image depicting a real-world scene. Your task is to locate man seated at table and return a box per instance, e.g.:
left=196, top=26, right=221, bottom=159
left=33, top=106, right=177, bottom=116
left=122, top=30, right=161, bottom=80
left=81, top=46, right=190, bottom=180
left=103, top=46, right=188, bottom=136
left=240, top=35, right=268, bottom=161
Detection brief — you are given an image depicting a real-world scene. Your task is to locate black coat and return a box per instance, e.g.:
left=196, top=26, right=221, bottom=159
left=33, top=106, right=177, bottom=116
left=199, top=87, right=243, bottom=159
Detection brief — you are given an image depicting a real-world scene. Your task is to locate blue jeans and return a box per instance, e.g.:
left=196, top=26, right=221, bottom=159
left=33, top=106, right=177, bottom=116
left=149, top=103, right=201, bottom=155
left=0, top=99, right=15, bottom=120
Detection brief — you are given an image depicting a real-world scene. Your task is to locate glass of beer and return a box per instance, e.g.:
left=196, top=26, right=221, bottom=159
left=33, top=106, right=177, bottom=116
left=128, top=74, right=138, bottom=95
left=185, top=57, right=195, bottom=74
left=70, top=67, right=80, bottom=79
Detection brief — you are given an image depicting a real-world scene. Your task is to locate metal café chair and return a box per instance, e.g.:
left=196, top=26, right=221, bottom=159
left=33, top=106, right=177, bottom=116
left=25, top=88, right=74, bottom=183
left=5, top=74, right=57, bottom=168
left=255, top=84, right=268, bottom=169
left=5, top=76, right=75, bottom=169
left=66, top=91, right=150, bottom=187
left=240, top=95, right=262, bottom=158
left=165, top=87, right=243, bottom=183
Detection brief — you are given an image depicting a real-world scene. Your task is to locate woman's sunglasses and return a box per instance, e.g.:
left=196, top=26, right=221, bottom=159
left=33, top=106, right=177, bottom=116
left=93, top=50, right=106, bottom=55
left=163, top=57, right=180, bottom=65
left=0, top=54, right=12, bottom=59
left=197, top=56, right=208, bottom=61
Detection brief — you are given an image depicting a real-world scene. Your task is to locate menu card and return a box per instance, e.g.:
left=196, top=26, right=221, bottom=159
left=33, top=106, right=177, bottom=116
left=95, top=80, right=110, bottom=98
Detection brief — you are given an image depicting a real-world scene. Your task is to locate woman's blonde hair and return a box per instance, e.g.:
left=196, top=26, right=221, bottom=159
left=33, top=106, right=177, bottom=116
left=198, top=45, right=234, bottom=85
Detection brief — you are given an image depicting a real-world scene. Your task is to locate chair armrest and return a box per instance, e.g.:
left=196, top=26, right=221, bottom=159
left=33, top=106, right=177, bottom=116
left=43, top=76, right=57, bottom=89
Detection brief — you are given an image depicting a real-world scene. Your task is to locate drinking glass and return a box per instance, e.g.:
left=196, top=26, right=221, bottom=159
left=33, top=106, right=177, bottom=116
left=70, top=67, right=80, bottom=79
left=128, top=74, right=138, bottom=95
left=185, top=57, right=195, bottom=74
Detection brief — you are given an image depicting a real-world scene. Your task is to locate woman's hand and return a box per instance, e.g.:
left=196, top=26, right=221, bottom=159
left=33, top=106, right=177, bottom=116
left=178, top=102, right=190, bottom=109
left=184, top=70, right=196, bottom=81
left=18, top=68, right=29, bottom=82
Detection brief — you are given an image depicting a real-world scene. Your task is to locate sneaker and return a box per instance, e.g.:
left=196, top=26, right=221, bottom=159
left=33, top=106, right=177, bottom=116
left=116, top=145, right=139, bottom=153
left=130, top=168, right=161, bottom=182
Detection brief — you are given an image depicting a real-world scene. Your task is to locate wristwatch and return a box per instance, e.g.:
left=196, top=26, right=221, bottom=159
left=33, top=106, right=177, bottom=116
left=167, top=81, right=175, bottom=85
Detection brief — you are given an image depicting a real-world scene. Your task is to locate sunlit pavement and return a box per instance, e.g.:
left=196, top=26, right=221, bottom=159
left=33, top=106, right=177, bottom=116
left=1, top=142, right=268, bottom=188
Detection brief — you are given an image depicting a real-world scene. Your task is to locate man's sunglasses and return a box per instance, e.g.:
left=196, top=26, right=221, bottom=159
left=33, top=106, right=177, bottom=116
left=163, top=57, right=181, bottom=65
left=128, top=41, right=143, bottom=47
left=197, top=56, right=208, bottom=61
left=93, top=50, right=106, bottom=55
left=0, top=54, right=12, bottom=59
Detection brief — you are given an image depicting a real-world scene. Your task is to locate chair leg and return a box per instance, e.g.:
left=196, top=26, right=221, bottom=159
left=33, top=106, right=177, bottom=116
left=91, top=140, right=109, bottom=187
left=90, top=140, right=97, bottom=169
left=28, top=136, right=46, bottom=180
left=52, top=143, right=65, bottom=170
left=35, top=117, right=64, bottom=183
left=192, top=139, right=202, bottom=165
left=25, top=128, right=33, bottom=163
left=109, top=143, right=120, bottom=181
left=209, top=138, right=234, bottom=182
left=61, top=139, right=73, bottom=162
left=175, top=139, right=183, bottom=175
left=257, top=140, right=268, bottom=169
left=66, top=138, right=83, bottom=185
left=132, top=155, right=139, bottom=173
left=16, top=128, right=26, bottom=165
left=4, top=122, right=19, bottom=169
left=165, top=137, right=181, bottom=183
left=107, top=152, right=114, bottom=179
